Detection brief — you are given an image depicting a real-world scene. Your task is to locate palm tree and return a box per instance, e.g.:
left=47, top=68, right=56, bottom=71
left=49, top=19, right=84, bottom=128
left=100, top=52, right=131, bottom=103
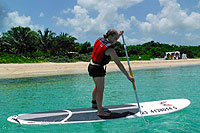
left=79, top=41, right=91, bottom=54
left=1, top=26, right=39, bottom=56
left=38, top=28, right=56, bottom=55
left=55, top=32, right=77, bottom=56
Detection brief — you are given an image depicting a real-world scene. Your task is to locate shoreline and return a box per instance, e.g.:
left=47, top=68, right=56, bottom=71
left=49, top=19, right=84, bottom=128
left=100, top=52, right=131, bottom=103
left=0, top=59, right=200, bottom=79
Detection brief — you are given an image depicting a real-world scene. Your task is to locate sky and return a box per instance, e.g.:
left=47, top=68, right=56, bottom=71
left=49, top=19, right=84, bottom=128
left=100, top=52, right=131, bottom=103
left=0, top=0, right=200, bottom=46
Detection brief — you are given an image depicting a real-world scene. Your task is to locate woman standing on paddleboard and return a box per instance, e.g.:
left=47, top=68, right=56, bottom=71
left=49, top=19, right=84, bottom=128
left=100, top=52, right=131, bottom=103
left=88, top=29, right=135, bottom=117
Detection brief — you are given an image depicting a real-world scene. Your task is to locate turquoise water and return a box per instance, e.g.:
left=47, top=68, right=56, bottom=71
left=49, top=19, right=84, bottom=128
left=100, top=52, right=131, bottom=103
left=0, top=65, right=200, bottom=132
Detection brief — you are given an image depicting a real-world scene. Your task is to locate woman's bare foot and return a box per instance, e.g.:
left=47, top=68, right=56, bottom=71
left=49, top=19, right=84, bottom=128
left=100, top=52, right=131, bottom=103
left=97, top=110, right=111, bottom=116
left=92, top=105, right=111, bottom=112
left=92, top=104, right=97, bottom=109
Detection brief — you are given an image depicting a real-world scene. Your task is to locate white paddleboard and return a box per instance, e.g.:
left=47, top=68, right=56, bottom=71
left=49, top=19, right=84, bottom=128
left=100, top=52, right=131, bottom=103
left=7, top=99, right=190, bottom=125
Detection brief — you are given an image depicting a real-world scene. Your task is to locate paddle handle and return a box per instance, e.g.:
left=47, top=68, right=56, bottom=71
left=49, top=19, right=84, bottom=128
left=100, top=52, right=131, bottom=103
left=129, top=67, right=137, bottom=90
left=122, top=34, right=137, bottom=90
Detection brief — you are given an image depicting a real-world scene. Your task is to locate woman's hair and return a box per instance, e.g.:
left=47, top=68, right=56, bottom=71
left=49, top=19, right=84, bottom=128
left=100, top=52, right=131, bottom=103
left=104, top=29, right=118, bottom=38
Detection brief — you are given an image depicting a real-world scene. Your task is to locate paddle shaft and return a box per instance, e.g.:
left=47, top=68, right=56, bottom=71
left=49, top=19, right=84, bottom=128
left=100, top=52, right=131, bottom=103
left=121, top=34, right=142, bottom=114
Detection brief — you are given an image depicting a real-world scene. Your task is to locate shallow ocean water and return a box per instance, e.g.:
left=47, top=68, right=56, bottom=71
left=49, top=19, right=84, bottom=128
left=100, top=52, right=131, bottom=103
left=0, top=65, right=200, bottom=132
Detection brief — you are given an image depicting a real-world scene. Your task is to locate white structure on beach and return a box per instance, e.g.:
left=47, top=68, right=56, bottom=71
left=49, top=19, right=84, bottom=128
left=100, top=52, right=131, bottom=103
left=165, top=51, right=180, bottom=60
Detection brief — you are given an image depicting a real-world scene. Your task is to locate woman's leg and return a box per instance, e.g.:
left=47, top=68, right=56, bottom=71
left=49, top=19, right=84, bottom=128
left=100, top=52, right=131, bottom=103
left=93, top=77, right=110, bottom=116
left=92, top=86, right=97, bottom=101
left=92, top=85, right=97, bottom=108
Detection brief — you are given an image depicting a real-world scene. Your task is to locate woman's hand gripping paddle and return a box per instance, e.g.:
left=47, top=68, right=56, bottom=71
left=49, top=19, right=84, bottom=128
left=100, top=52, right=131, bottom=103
left=121, top=34, right=143, bottom=116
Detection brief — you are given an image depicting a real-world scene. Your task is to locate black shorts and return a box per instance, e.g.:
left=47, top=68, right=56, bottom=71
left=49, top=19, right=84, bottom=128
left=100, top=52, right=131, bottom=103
left=88, top=64, right=106, bottom=77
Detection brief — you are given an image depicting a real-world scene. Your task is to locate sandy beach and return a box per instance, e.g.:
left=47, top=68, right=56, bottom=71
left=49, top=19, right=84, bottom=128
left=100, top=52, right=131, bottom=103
left=0, top=59, right=200, bottom=79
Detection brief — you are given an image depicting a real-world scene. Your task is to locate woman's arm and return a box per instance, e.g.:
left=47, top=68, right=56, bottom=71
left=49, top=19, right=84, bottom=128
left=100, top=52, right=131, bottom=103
left=105, top=48, right=134, bottom=82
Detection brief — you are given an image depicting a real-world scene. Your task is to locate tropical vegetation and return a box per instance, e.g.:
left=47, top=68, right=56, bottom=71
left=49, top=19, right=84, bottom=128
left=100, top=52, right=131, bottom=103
left=0, top=26, right=200, bottom=63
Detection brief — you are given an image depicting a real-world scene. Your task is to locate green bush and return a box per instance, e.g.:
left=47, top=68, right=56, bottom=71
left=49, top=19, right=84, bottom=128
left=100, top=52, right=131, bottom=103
left=32, top=50, right=46, bottom=57
left=141, top=55, right=151, bottom=60
left=0, top=53, right=48, bottom=63
left=129, top=55, right=139, bottom=60
left=118, top=55, right=150, bottom=61
left=46, top=56, right=70, bottom=63
left=77, top=54, right=91, bottom=62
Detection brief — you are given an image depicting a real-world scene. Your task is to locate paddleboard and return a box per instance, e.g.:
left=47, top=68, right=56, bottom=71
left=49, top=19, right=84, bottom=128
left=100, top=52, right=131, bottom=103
left=7, top=99, right=190, bottom=125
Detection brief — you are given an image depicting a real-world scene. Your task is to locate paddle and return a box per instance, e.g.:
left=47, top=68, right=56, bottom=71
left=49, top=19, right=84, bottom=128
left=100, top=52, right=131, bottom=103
left=121, top=34, right=142, bottom=116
